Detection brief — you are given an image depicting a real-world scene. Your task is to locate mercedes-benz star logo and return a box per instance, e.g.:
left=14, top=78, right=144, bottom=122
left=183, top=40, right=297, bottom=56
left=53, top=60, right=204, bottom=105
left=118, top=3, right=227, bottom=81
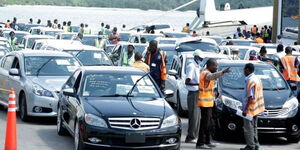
left=130, top=118, right=141, bottom=129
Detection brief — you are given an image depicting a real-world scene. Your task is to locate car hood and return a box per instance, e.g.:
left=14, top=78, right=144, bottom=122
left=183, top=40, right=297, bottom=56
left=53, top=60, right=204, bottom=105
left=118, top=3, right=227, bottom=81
left=222, top=88, right=291, bottom=109
left=28, top=76, right=69, bottom=91
left=83, top=97, right=166, bottom=118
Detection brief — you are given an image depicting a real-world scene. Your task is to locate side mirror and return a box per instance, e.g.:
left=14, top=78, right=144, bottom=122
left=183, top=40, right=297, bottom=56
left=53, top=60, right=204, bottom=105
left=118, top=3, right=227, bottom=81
left=164, top=89, right=174, bottom=98
left=168, top=69, right=178, bottom=76
left=9, top=69, right=20, bottom=76
left=63, top=88, right=76, bottom=97
left=18, top=44, right=25, bottom=49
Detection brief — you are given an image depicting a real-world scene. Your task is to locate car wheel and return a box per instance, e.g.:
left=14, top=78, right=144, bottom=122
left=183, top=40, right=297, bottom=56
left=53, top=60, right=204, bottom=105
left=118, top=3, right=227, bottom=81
left=57, top=106, right=68, bottom=136
left=19, top=94, right=30, bottom=122
left=75, top=121, right=86, bottom=150
left=176, top=92, right=187, bottom=117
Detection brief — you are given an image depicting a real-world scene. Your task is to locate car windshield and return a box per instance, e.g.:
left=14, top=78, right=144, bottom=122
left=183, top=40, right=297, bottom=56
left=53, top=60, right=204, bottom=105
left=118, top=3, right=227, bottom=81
left=25, top=56, right=80, bottom=76
left=231, top=48, right=248, bottom=60
left=82, top=36, right=97, bottom=46
left=66, top=50, right=112, bottom=66
left=45, top=31, right=61, bottom=37
left=178, top=41, right=219, bottom=53
left=15, top=33, right=28, bottom=44
left=141, top=35, right=162, bottom=43
left=165, top=33, right=187, bottom=38
left=61, top=34, right=75, bottom=40
left=71, top=26, right=80, bottom=32
left=120, top=33, right=131, bottom=41
left=82, top=73, right=160, bottom=98
left=124, top=45, right=147, bottom=54
left=27, top=38, right=47, bottom=49
left=220, top=66, right=288, bottom=90
left=159, top=39, right=176, bottom=45
left=208, top=37, right=223, bottom=45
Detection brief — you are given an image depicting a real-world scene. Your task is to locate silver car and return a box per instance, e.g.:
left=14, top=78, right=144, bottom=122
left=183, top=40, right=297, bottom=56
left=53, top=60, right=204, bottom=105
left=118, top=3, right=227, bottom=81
left=0, top=50, right=81, bottom=121
left=165, top=51, right=231, bottom=116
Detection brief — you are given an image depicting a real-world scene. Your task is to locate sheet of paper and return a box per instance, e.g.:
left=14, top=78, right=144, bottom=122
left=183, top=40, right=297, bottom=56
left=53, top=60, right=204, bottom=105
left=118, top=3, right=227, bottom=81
left=137, top=86, right=155, bottom=94
left=94, top=53, right=102, bottom=59
left=56, top=59, right=70, bottom=65
left=116, top=84, right=132, bottom=95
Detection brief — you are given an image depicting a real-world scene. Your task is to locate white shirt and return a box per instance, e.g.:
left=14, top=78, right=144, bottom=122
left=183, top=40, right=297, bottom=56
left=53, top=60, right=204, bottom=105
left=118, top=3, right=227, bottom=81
left=275, top=51, right=285, bottom=59
left=243, top=73, right=255, bottom=111
left=185, top=61, right=201, bottom=91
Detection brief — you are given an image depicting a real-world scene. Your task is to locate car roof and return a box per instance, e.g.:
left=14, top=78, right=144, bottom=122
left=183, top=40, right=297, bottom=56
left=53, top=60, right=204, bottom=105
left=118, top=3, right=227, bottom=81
left=14, top=50, right=74, bottom=57
left=80, top=66, right=145, bottom=74
left=3, top=30, right=29, bottom=34
left=181, top=51, right=230, bottom=59
left=24, top=35, right=54, bottom=39
left=0, top=37, right=8, bottom=41
left=218, top=60, right=270, bottom=67
left=176, top=37, right=217, bottom=45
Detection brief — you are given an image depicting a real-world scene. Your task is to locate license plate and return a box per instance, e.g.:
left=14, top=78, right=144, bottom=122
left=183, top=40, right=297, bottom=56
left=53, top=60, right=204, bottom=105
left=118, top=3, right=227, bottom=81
left=125, top=133, right=146, bottom=143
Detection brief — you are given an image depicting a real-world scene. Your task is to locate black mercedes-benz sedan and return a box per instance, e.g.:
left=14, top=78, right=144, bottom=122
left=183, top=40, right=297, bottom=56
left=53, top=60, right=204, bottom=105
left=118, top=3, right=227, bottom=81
left=214, top=60, right=300, bottom=143
left=57, top=66, right=181, bottom=150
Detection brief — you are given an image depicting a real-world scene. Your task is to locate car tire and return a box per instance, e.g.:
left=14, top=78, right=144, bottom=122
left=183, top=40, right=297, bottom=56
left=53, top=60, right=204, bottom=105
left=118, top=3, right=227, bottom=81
left=19, top=94, right=30, bottom=122
left=57, top=106, right=68, bottom=136
left=176, top=92, right=187, bottom=117
left=75, top=121, right=86, bottom=150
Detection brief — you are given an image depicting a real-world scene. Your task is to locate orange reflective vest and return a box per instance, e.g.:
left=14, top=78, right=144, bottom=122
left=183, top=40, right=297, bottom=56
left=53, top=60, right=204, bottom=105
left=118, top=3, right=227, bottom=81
left=146, top=51, right=167, bottom=81
left=281, top=56, right=300, bottom=82
left=198, top=70, right=215, bottom=107
left=255, top=37, right=264, bottom=44
left=245, top=76, right=265, bottom=116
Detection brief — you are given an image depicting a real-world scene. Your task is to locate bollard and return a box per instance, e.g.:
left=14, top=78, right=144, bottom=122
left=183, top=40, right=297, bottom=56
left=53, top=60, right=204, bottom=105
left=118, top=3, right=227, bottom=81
left=4, top=89, right=17, bottom=150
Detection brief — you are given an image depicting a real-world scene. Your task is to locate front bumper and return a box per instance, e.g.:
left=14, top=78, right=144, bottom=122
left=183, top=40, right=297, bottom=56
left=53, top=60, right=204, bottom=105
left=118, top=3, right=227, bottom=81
left=216, top=105, right=300, bottom=136
left=26, top=92, right=58, bottom=117
left=81, top=123, right=181, bottom=149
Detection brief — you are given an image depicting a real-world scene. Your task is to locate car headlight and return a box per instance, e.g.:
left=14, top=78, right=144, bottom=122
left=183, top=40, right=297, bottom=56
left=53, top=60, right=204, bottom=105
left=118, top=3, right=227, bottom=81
left=161, top=115, right=179, bottom=128
left=222, top=95, right=242, bottom=110
left=280, top=97, right=299, bottom=118
left=32, top=84, right=54, bottom=97
left=85, top=114, right=108, bottom=128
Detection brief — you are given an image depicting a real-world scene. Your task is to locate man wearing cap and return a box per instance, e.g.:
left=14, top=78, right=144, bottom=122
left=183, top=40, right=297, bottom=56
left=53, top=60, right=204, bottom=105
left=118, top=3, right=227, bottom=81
left=185, top=49, right=203, bottom=143
left=249, top=50, right=259, bottom=61
left=120, top=44, right=135, bottom=66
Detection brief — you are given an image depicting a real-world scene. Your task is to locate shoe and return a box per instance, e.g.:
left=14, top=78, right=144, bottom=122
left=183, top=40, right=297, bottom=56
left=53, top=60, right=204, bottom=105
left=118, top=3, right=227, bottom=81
left=196, top=144, right=212, bottom=149
left=240, top=145, right=255, bottom=150
left=185, top=138, right=197, bottom=143
left=207, top=142, right=217, bottom=148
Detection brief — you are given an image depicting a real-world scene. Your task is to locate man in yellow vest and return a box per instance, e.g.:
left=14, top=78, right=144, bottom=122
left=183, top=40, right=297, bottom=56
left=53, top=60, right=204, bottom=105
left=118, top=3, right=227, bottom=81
left=196, top=59, right=230, bottom=149
left=120, top=44, right=135, bottom=66
left=240, top=63, right=265, bottom=150
left=132, top=52, right=149, bottom=72
left=145, top=40, right=167, bottom=90
left=8, top=31, right=17, bottom=50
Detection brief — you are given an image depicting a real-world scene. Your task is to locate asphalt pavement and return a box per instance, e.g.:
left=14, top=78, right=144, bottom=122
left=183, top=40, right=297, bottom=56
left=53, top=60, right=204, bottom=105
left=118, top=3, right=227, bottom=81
left=0, top=108, right=300, bottom=150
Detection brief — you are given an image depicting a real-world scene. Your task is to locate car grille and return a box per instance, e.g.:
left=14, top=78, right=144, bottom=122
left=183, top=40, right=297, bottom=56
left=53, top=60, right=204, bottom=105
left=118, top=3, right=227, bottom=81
left=258, top=108, right=289, bottom=118
left=108, top=117, right=161, bottom=130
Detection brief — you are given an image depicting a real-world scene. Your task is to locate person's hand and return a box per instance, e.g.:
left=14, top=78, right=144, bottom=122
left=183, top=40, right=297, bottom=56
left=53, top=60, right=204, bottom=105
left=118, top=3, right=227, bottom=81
left=222, top=67, right=231, bottom=74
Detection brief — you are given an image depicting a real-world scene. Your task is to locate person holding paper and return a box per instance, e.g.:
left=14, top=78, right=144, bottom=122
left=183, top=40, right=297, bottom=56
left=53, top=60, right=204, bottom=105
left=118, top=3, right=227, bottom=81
left=241, top=63, right=265, bottom=150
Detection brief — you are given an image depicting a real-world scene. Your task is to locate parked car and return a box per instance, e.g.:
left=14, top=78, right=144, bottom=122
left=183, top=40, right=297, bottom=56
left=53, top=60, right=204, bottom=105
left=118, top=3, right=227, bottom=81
left=72, top=34, right=99, bottom=46
left=165, top=51, right=231, bottom=115
left=214, top=60, right=300, bottom=143
left=0, top=46, right=10, bottom=59
left=20, top=35, right=54, bottom=49
left=33, top=39, right=82, bottom=50
left=175, top=37, right=220, bottom=54
left=57, top=66, right=181, bottom=149
left=128, top=33, right=164, bottom=44
left=23, top=24, right=46, bottom=32
left=220, top=45, right=259, bottom=60
left=119, top=31, right=132, bottom=42
left=282, top=27, right=298, bottom=40
left=40, top=42, right=112, bottom=66
left=0, top=50, right=81, bottom=121
left=163, top=32, right=189, bottom=38
left=203, top=36, right=225, bottom=45
left=130, top=23, right=174, bottom=33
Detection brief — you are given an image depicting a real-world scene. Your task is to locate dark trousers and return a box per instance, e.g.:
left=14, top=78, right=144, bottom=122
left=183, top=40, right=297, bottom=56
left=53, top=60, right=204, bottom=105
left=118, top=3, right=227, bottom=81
left=186, top=91, right=201, bottom=140
left=243, top=116, right=259, bottom=149
left=196, top=107, right=213, bottom=146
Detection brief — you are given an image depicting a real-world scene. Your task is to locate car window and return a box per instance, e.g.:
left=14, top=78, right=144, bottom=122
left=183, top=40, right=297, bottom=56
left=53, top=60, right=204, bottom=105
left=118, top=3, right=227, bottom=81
left=154, top=25, right=170, bottom=29
left=178, top=41, right=220, bottom=53
left=66, top=50, right=112, bottom=66
left=82, top=73, right=160, bottom=98
left=74, top=72, right=82, bottom=93
left=3, top=55, right=15, bottom=70
left=11, top=57, right=20, bottom=69
left=65, top=70, right=81, bottom=89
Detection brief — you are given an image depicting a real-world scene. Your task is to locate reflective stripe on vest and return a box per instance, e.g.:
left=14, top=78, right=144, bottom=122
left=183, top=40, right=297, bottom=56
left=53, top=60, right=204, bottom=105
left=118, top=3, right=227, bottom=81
left=198, top=70, right=215, bottom=107
left=246, top=78, right=265, bottom=116
left=146, top=51, right=167, bottom=81
left=122, top=53, right=135, bottom=66
left=281, top=56, right=300, bottom=82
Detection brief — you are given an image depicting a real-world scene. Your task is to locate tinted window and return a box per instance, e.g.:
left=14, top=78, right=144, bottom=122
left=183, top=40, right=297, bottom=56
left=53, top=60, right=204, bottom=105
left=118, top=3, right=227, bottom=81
left=159, top=39, right=176, bottom=45
left=120, top=33, right=131, bottom=41
left=61, top=34, right=75, bottom=40
left=24, top=56, right=80, bottom=76
left=3, top=55, right=15, bottom=70
left=141, top=35, right=162, bottom=43
left=82, top=73, right=160, bottom=98
left=45, top=31, right=61, bottom=37
left=82, top=36, right=97, bottom=46
left=231, top=40, right=255, bottom=46
left=66, top=50, right=112, bottom=66
left=165, top=33, right=188, bottom=38
left=154, top=25, right=170, bottom=29
left=177, top=41, right=220, bottom=53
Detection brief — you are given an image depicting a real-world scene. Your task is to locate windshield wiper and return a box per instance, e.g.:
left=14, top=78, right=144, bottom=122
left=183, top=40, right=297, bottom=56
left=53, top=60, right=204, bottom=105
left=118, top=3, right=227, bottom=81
left=75, top=50, right=85, bottom=57
left=86, top=64, right=111, bottom=66
left=36, top=57, right=55, bottom=76
left=126, top=71, right=152, bottom=98
left=99, top=94, right=133, bottom=97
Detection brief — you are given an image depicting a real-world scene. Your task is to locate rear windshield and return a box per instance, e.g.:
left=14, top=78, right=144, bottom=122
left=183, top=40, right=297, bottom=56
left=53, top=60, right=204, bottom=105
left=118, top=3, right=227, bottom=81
left=177, top=41, right=220, bottom=53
